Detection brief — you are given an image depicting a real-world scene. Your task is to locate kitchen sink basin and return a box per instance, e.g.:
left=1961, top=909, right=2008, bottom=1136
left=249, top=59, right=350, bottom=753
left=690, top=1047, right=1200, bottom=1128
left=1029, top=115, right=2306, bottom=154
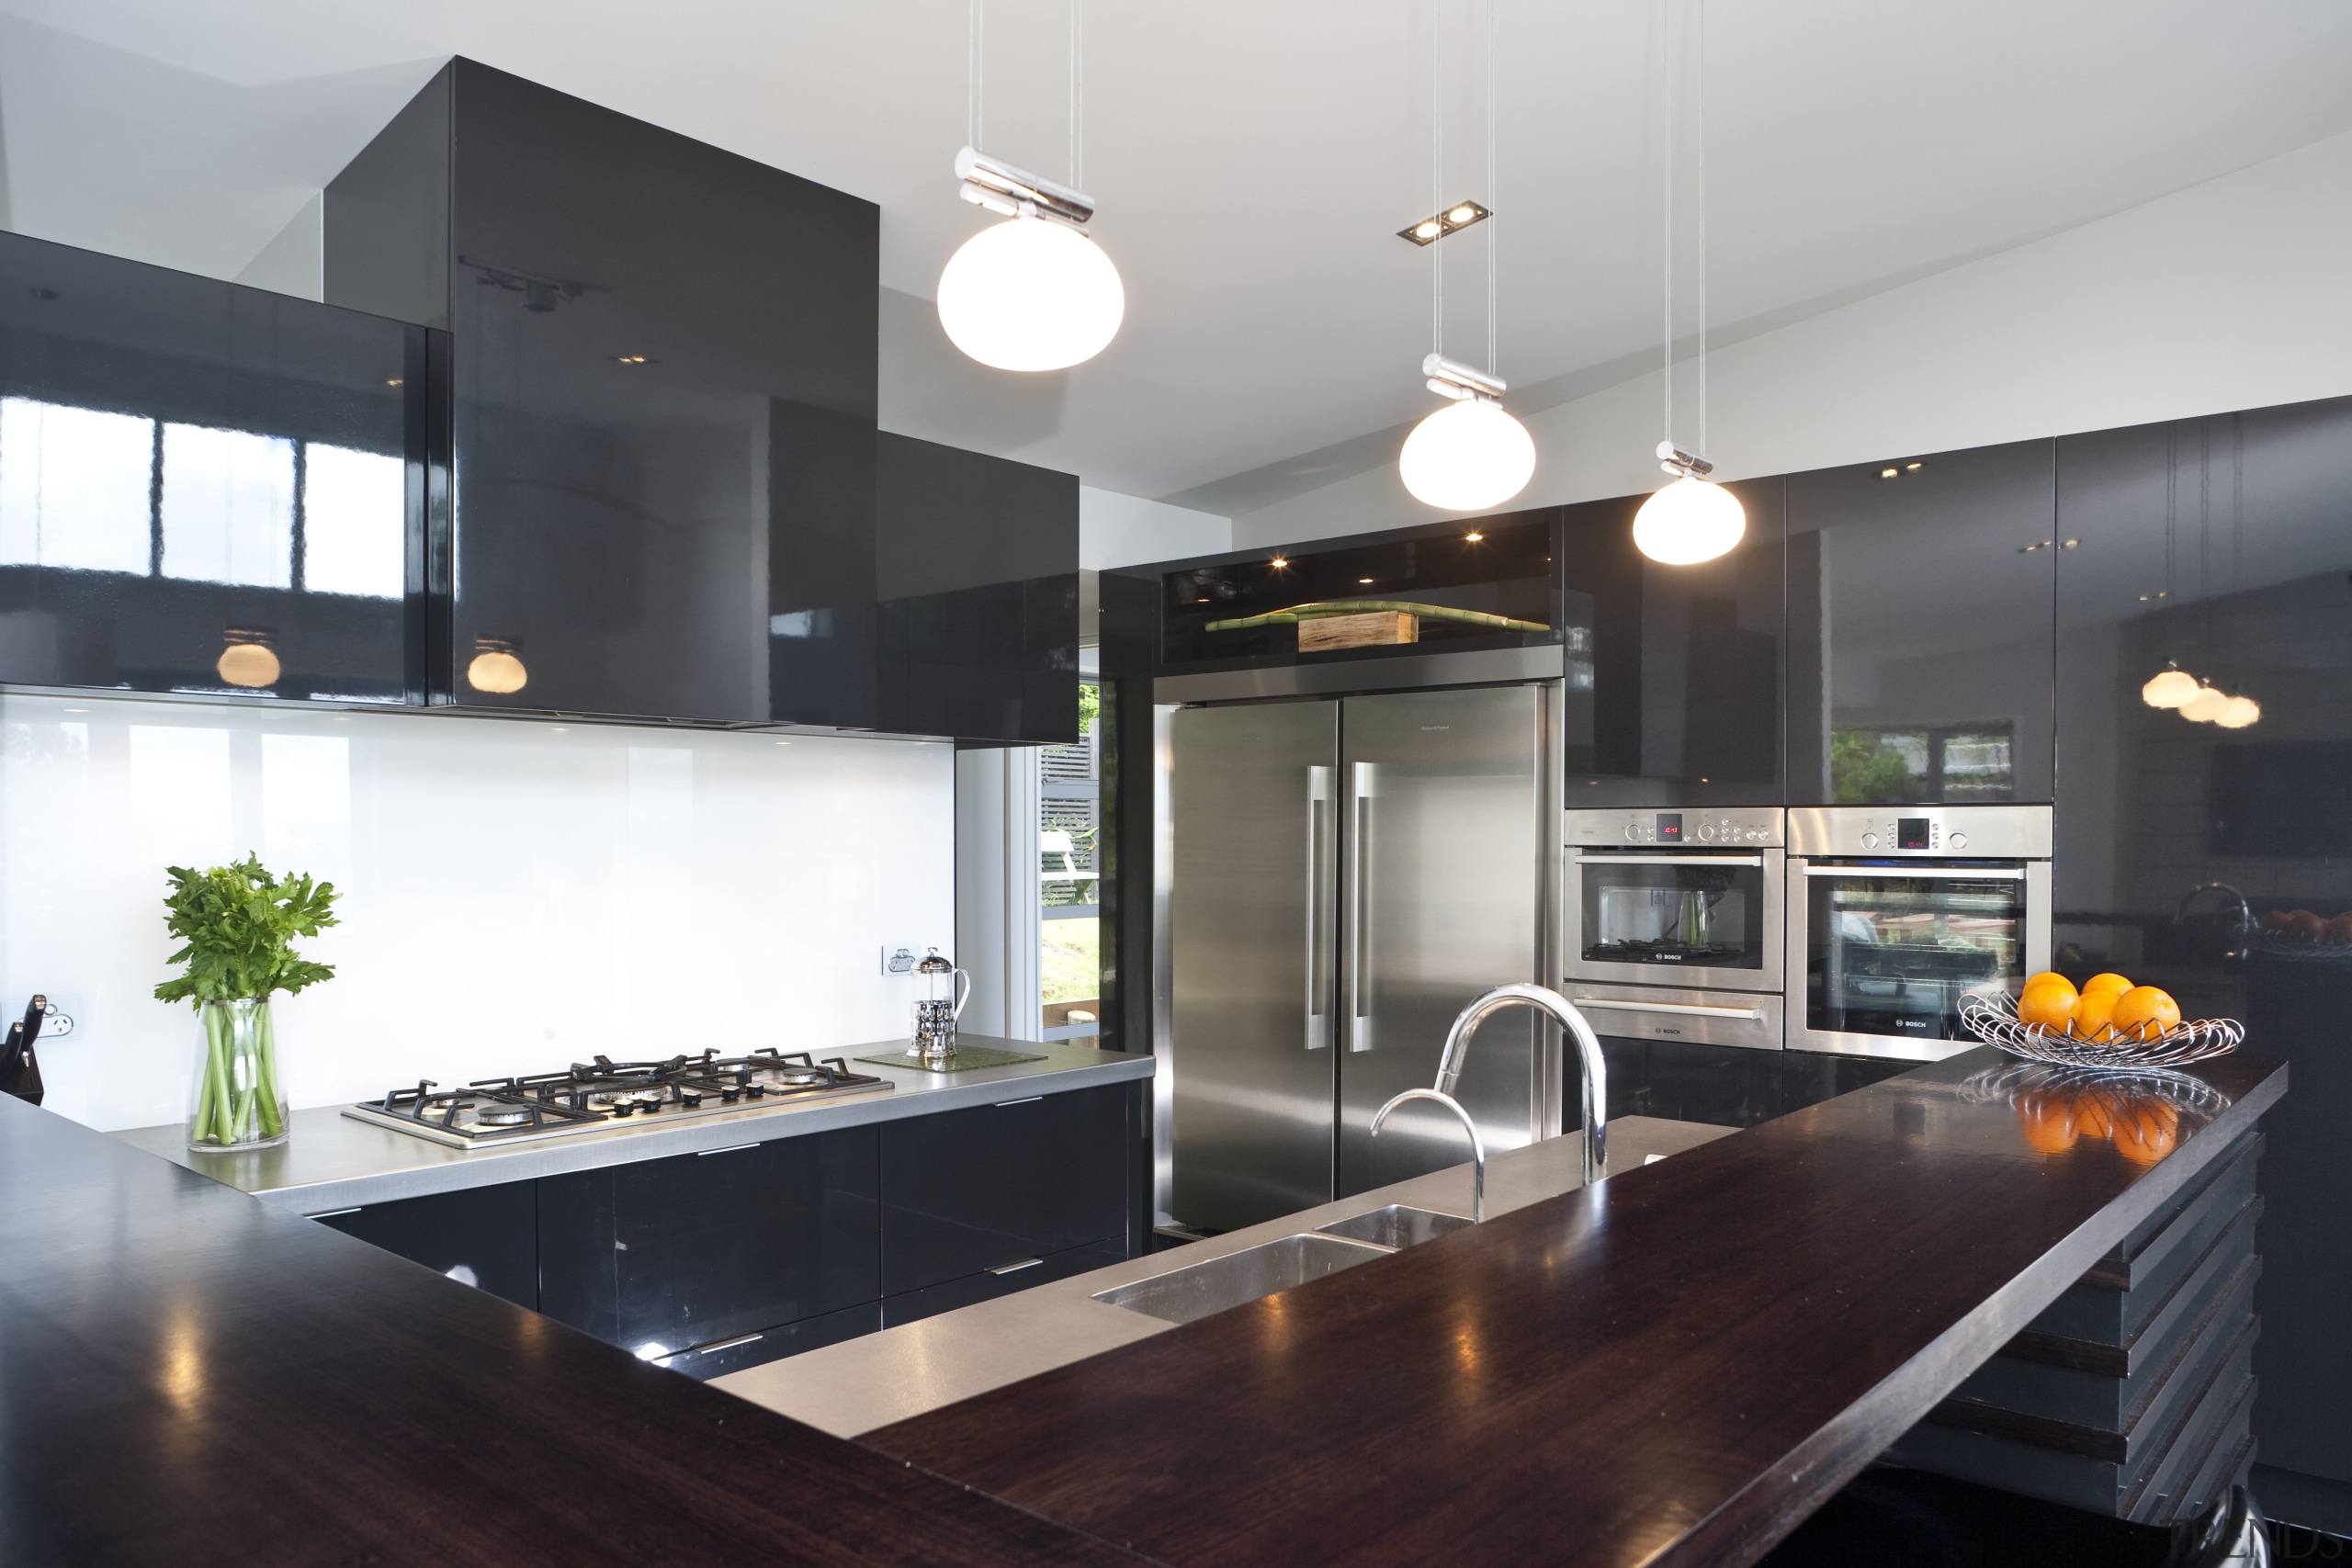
left=1314, top=1204, right=1475, bottom=1250
left=1091, top=1233, right=1391, bottom=1325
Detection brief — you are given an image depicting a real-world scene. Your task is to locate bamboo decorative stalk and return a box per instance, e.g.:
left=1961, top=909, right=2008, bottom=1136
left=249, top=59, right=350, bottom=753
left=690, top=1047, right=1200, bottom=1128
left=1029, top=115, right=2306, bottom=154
left=1203, top=599, right=1550, bottom=635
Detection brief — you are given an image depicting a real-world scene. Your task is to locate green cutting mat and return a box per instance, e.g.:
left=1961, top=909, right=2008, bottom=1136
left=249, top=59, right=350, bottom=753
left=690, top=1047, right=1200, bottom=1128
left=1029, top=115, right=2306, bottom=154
left=854, top=1044, right=1049, bottom=1073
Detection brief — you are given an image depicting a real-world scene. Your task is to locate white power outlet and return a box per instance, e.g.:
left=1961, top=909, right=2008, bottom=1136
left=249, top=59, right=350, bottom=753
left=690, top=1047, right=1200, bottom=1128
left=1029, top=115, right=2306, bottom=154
left=27, top=991, right=78, bottom=1039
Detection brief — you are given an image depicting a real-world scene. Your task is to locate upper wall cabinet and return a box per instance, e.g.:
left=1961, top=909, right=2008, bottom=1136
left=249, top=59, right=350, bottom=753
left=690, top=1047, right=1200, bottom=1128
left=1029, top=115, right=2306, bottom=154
left=1785, top=440, right=2056, bottom=805
left=0, top=230, right=424, bottom=702
left=874, top=432, right=1078, bottom=745
left=1559, top=479, right=1786, bottom=808
left=326, top=59, right=879, bottom=726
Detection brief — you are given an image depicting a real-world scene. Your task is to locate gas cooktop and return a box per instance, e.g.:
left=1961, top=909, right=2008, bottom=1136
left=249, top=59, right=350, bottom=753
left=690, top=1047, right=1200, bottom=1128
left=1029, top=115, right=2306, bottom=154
left=343, top=1049, right=892, bottom=1148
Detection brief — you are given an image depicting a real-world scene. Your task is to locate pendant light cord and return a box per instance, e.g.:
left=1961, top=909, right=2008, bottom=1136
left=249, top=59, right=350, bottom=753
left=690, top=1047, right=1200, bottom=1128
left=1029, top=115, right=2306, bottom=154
left=1432, top=1, right=1443, bottom=360
left=1487, top=0, right=1497, bottom=378
left=1069, top=0, right=1082, bottom=187
left=1660, top=0, right=1674, bottom=451
left=968, top=0, right=983, bottom=151
left=1696, top=0, right=1707, bottom=459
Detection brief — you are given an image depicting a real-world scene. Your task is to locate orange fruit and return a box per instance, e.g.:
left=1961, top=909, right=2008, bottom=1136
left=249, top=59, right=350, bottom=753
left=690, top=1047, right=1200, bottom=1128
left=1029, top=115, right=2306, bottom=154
left=2069, top=990, right=2120, bottom=1041
left=2080, top=973, right=2134, bottom=998
left=2112, top=1100, right=2178, bottom=1165
left=2287, top=910, right=2325, bottom=943
left=2018, top=985, right=2078, bottom=1030
left=2016, top=1095, right=2077, bottom=1155
left=2022, top=972, right=2074, bottom=995
left=2328, top=912, right=2352, bottom=945
left=2072, top=1090, right=2116, bottom=1140
left=2109, top=986, right=2182, bottom=1040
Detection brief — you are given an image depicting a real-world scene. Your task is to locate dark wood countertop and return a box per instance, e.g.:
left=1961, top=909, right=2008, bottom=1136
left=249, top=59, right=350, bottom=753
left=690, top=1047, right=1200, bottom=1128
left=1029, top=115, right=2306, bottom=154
left=863, top=1048, right=2285, bottom=1567
left=0, top=1091, right=1141, bottom=1566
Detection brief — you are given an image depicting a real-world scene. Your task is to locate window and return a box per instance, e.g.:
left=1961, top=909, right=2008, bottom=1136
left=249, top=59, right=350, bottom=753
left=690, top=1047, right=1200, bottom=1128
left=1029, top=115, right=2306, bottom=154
left=1831, top=723, right=2015, bottom=804
left=1041, top=680, right=1101, bottom=1041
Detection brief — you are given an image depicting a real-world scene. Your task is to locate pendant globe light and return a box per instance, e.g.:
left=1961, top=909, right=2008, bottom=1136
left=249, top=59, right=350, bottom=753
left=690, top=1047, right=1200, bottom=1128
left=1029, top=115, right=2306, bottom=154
left=1400, top=0, right=1533, bottom=513
left=937, top=0, right=1124, bottom=372
left=1633, top=0, right=1744, bottom=566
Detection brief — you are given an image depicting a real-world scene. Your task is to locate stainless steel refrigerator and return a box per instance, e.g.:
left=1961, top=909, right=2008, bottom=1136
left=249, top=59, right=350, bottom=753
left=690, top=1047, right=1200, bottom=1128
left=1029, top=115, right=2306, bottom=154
left=1166, top=682, right=1562, bottom=1232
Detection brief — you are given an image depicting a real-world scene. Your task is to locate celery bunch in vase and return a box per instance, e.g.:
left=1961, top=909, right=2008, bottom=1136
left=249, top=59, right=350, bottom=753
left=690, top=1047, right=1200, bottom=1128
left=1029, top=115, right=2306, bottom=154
left=154, top=855, right=340, bottom=1151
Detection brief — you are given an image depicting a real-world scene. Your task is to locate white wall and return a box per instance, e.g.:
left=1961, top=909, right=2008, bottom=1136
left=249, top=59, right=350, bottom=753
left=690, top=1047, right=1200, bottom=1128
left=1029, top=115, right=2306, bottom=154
left=0, top=694, right=955, bottom=1131
left=1080, top=486, right=1230, bottom=570
left=1238, top=129, right=2352, bottom=547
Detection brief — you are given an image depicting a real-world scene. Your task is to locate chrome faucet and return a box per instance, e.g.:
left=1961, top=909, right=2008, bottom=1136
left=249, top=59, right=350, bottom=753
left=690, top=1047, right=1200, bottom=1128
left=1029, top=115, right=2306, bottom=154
left=1370, top=984, right=1611, bottom=1222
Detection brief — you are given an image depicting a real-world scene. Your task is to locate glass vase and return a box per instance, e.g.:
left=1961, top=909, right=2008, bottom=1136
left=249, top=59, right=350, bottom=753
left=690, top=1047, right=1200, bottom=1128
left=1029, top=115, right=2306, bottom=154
left=186, top=998, right=288, bottom=1151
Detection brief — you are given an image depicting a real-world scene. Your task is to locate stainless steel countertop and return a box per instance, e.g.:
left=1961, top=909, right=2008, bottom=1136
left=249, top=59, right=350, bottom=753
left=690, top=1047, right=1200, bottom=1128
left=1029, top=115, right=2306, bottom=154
left=714, top=1113, right=1738, bottom=1438
left=110, top=1037, right=1152, bottom=1213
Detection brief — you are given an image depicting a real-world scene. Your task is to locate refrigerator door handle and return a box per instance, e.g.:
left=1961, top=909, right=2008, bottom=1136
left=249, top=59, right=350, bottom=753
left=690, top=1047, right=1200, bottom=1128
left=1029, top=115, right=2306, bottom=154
left=1306, top=766, right=1333, bottom=1050
left=1348, top=761, right=1373, bottom=1052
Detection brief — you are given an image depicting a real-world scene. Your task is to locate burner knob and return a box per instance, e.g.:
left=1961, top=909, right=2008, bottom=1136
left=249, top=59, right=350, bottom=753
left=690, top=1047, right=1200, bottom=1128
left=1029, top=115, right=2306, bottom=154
left=679, top=1090, right=703, bottom=1109
left=720, top=1087, right=741, bottom=1103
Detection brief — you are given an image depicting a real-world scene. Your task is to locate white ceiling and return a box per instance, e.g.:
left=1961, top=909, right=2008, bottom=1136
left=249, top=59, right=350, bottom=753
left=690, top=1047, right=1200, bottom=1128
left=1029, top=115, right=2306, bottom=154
left=2, top=0, right=2349, bottom=512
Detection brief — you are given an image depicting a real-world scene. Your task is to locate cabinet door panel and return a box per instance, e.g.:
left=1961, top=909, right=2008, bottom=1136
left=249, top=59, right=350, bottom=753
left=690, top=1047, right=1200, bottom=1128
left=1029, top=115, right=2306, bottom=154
left=882, top=1240, right=1127, bottom=1329
left=880, top=1084, right=1128, bottom=1297
left=538, top=1125, right=877, bottom=1356
left=313, top=1181, right=537, bottom=1308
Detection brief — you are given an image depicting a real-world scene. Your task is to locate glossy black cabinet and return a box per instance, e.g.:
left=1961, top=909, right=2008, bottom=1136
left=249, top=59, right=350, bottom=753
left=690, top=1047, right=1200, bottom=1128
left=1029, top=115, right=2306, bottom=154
left=879, top=1083, right=1132, bottom=1297
left=875, top=431, right=1080, bottom=744
left=537, top=1125, right=878, bottom=1358
left=325, top=59, right=879, bottom=725
left=313, top=1181, right=537, bottom=1308
left=884, top=1238, right=1127, bottom=1328
left=1560, top=479, right=1786, bottom=807
left=0, top=228, right=424, bottom=701
left=1785, top=440, right=2056, bottom=804
left=2052, top=395, right=2352, bottom=1489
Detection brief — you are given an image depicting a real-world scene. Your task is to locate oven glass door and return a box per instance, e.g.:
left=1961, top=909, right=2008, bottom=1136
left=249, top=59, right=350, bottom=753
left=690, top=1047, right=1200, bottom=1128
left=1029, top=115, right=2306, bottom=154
left=1803, top=863, right=2028, bottom=1046
left=1577, top=853, right=1770, bottom=978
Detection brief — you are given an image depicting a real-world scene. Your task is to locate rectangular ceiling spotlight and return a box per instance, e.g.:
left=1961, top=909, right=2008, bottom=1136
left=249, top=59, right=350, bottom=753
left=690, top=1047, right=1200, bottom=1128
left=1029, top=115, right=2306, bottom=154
left=1398, top=199, right=1491, bottom=245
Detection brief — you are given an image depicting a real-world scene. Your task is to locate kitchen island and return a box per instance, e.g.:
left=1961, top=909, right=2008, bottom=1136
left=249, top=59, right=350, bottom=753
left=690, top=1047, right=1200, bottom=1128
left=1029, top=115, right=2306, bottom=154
left=6, top=1044, right=2281, bottom=1565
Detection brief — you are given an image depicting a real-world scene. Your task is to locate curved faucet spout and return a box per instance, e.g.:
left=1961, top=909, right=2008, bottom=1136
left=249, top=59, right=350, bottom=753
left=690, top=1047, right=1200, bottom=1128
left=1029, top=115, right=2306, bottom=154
left=1371, top=1088, right=1486, bottom=1221
left=1437, top=984, right=1609, bottom=1188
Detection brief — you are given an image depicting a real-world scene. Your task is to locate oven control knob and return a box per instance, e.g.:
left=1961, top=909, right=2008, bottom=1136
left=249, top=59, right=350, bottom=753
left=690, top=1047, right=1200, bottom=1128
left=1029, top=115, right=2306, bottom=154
left=1861, top=831, right=1879, bottom=849
left=1949, top=832, right=1968, bottom=851
left=1623, top=823, right=1640, bottom=842
left=1698, top=823, right=1715, bottom=841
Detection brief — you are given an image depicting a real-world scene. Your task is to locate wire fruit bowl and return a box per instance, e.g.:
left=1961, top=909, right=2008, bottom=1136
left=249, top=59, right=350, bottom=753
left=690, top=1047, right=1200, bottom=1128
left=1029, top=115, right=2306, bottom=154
left=1959, top=992, right=2244, bottom=1070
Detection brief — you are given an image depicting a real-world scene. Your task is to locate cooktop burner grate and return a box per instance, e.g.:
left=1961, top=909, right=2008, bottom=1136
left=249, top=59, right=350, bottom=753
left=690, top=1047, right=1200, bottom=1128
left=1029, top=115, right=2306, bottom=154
left=345, top=1049, right=891, bottom=1147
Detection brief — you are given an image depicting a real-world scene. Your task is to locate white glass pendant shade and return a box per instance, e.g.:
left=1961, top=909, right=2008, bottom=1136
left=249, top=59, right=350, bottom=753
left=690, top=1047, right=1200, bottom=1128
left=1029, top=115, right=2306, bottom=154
left=1399, top=400, right=1535, bottom=512
left=936, top=215, right=1124, bottom=371
left=2215, top=694, right=2262, bottom=728
left=216, top=643, right=279, bottom=688
left=1633, top=477, right=1747, bottom=565
left=2179, top=686, right=2232, bottom=724
left=2140, top=669, right=2200, bottom=708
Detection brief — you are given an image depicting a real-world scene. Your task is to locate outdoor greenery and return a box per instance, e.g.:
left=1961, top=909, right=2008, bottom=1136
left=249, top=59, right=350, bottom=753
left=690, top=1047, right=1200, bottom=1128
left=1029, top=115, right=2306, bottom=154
left=1043, top=918, right=1100, bottom=1006
left=1078, top=682, right=1100, bottom=734
left=1830, top=728, right=1926, bottom=804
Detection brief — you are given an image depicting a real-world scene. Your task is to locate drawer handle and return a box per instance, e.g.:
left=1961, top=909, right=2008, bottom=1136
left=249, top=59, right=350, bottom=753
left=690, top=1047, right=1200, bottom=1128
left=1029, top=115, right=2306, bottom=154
left=994, top=1096, right=1045, bottom=1108
left=696, top=1143, right=761, bottom=1156
left=687, top=1332, right=764, bottom=1355
left=987, top=1257, right=1044, bottom=1275
left=1572, top=997, right=1764, bottom=1021
left=306, top=1207, right=362, bottom=1220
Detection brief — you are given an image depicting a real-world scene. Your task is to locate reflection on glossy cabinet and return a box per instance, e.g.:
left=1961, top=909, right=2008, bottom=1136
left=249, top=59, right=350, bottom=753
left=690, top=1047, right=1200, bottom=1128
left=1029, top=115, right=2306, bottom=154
left=2052, top=394, right=2352, bottom=1483
left=326, top=59, right=879, bottom=725
left=0, top=229, right=423, bottom=701
left=313, top=1181, right=537, bottom=1308
left=1786, top=440, right=2056, bottom=805
left=537, top=1125, right=879, bottom=1358
left=1560, top=481, right=1785, bottom=807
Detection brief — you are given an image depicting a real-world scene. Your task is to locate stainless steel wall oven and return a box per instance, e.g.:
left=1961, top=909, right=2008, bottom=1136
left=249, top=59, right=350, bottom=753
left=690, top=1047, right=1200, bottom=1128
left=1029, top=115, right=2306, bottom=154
left=1785, top=806, right=2052, bottom=1061
left=1562, top=808, right=1786, bottom=1051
